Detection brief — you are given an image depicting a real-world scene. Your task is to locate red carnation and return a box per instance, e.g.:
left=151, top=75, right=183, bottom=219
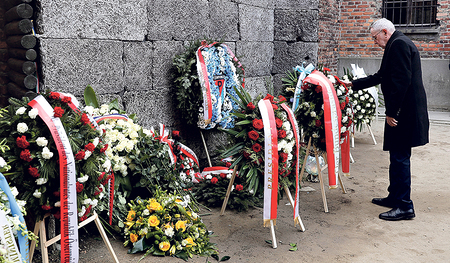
left=340, top=102, right=346, bottom=110
left=235, top=184, right=244, bottom=191
left=225, top=162, right=232, bottom=168
left=252, top=143, right=262, bottom=153
left=16, top=135, right=30, bottom=149
left=211, top=177, right=218, bottom=184
left=20, top=149, right=32, bottom=162
left=315, top=86, right=322, bottom=93
left=100, top=144, right=108, bottom=153
left=247, top=102, right=256, bottom=110
left=28, top=166, right=40, bottom=178
left=275, top=118, right=283, bottom=128
left=220, top=173, right=226, bottom=179
left=279, top=152, right=288, bottom=163
left=61, top=96, right=72, bottom=104
left=53, top=107, right=64, bottom=118
left=186, top=170, right=190, bottom=176
left=248, top=130, right=259, bottom=141
left=75, top=150, right=85, bottom=160
left=76, top=182, right=84, bottom=193
left=85, top=143, right=95, bottom=152
left=81, top=113, right=90, bottom=125
left=243, top=151, right=251, bottom=159
left=278, top=130, right=287, bottom=139
left=301, top=84, right=309, bottom=91
left=272, top=104, right=278, bottom=110
left=252, top=119, right=264, bottom=130
left=278, top=95, right=287, bottom=103
left=49, top=92, right=59, bottom=100
left=264, top=94, right=274, bottom=103
left=315, top=119, right=322, bottom=127
left=42, top=204, right=52, bottom=210
left=172, top=130, right=180, bottom=139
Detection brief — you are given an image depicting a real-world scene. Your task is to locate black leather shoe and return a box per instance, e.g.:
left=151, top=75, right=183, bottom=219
left=379, top=208, right=415, bottom=221
left=372, top=197, right=395, bottom=208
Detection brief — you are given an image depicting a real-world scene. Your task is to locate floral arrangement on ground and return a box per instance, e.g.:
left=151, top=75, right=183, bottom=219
left=123, top=189, right=216, bottom=261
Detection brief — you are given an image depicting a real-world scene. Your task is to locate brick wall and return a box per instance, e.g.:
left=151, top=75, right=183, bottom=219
left=318, top=0, right=340, bottom=72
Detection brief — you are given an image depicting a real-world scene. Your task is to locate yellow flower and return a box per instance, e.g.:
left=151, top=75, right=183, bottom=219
left=175, top=220, right=186, bottom=232
left=169, top=245, right=176, bottom=255
left=126, top=210, right=136, bottom=221
left=124, top=221, right=135, bottom=228
left=147, top=201, right=163, bottom=212
left=159, top=241, right=171, bottom=252
left=129, top=233, right=138, bottom=243
left=148, top=215, right=160, bottom=227
left=183, top=237, right=196, bottom=247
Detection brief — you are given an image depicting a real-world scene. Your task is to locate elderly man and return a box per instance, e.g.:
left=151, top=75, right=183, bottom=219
left=344, top=18, right=429, bottom=221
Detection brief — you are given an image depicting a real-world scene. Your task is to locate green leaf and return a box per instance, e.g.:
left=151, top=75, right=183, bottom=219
left=235, top=120, right=252, bottom=125
left=289, top=243, right=298, bottom=251
left=220, top=256, right=231, bottom=261
left=265, top=240, right=272, bottom=245
left=83, top=85, right=99, bottom=108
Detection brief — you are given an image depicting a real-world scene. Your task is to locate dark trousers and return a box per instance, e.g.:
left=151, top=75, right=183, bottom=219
left=387, top=147, right=414, bottom=210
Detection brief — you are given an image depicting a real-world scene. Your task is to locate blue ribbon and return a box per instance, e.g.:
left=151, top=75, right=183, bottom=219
left=291, top=63, right=315, bottom=112
left=0, top=172, right=29, bottom=263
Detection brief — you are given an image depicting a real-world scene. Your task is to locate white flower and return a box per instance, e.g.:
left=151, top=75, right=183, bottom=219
left=358, top=90, right=363, bottom=95
left=0, top=157, right=6, bottom=168
left=83, top=199, right=92, bottom=205
left=10, top=187, right=18, bottom=197
left=366, top=103, right=371, bottom=108
left=16, top=107, right=26, bottom=115
left=360, top=96, right=365, bottom=101
left=78, top=175, right=89, bottom=183
left=33, top=190, right=42, bottom=198
left=340, top=85, right=346, bottom=92
left=342, top=116, right=348, bottom=123
left=36, top=177, right=48, bottom=185
left=84, top=106, right=95, bottom=115
left=365, top=94, right=370, bottom=99
left=17, top=123, right=28, bottom=133
left=142, top=209, right=150, bottom=216
left=78, top=206, right=86, bottom=217
left=205, top=174, right=212, bottom=180
left=92, top=137, right=99, bottom=147
left=55, top=201, right=61, bottom=207
left=84, top=150, right=92, bottom=160
left=165, top=226, right=175, bottom=238
left=369, top=98, right=374, bottom=103
left=348, top=89, right=353, bottom=94
left=36, top=137, right=48, bottom=147
left=343, top=75, right=349, bottom=81
left=336, top=90, right=342, bottom=96
left=28, top=108, right=39, bottom=119
left=312, top=133, right=319, bottom=138
left=100, top=105, right=109, bottom=114
left=353, top=100, right=358, bottom=105
left=102, top=159, right=111, bottom=171
left=341, top=126, right=347, bottom=132
left=327, top=75, right=336, bottom=83
left=356, top=105, right=361, bottom=110
left=310, top=111, right=317, bottom=118
left=42, top=147, right=54, bottom=159
left=361, top=109, right=366, bottom=113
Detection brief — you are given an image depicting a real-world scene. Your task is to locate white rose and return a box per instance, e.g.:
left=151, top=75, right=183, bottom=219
left=10, top=187, right=19, bottom=197
left=348, top=89, right=353, bottom=94
left=356, top=105, right=361, bottom=110
left=36, top=137, right=48, bottom=147
left=42, top=147, right=54, bottom=159
left=83, top=198, right=92, bottom=205
left=342, top=116, right=348, bottom=123
left=0, top=157, right=6, bottom=168
left=358, top=90, right=363, bottom=95
left=360, top=96, right=365, bottom=101
left=36, top=177, right=48, bottom=185
left=365, top=94, right=370, bottom=99
left=353, top=100, right=358, bottom=105
left=77, top=175, right=89, bottom=183
left=337, top=90, right=342, bottom=96
left=206, top=174, right=212, bottom=180
left=369, top=98, right=374, bottom=103
left=55, top=201, right=61, bottom=207
left=17, top=123, right=28, bottom=133
left=16, top=107, right=26, bottom=115
left=33, top=190, right=42, bottom=198
left=340, top=85, right=346, bottom=92
left=310, top=111, right=317, bottom=118
left=327, top=75, right=336, bottom=83
left=361, top=109, right=366, bottom=113
left=28, top=108, right=39, bottom=119
left=84, top=150, right=92, bottom=160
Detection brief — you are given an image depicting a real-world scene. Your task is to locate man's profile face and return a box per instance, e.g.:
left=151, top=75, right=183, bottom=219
left=370, top=28, right=389, bottom=49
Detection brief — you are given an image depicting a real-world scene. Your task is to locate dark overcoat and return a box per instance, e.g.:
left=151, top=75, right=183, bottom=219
left=352, top=30, right=429, bottom=151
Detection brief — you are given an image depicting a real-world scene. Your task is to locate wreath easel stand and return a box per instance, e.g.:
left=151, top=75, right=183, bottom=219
left=300, top=137, right=347, bottom=213
left=29, top=212, right=119, bottom=263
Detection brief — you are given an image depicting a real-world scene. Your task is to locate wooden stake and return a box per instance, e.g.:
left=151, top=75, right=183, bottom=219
left=29, top=212, right=119, bottom=263
left=314, top=146, right=329, bottom=213
left=284, top=186, right=306, bottom=232
left=270, top=220, right=277, bottom=249
left=199, top=130, right=212, bottom=167
left=220, top=166, right=238, bottom=215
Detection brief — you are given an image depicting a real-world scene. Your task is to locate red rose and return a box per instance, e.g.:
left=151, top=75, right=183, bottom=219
left=211, top=177, right=218, bottom=184
left=49, top=92, right=59, bottom=100
left=75, top=150, right=85, bottom=160
left=272, top=104, right=278, bottom=110
left=20, top=149, right=32, bottom=162
left=42, top=205, right=52, bottom=210
left=301, top=84, right=309, bottom=91
left=247, top=102, right=256, bottom=110
left=252, top=119, right=264, bottom=130
left=16, top=135, right=30, bottom=149
left=81, top=113, right=90, bottom=125
left=100, top=144, right=108, bottom=153
left=54, top=211, right=61, bottom=219
left=315, top=119, right=322, bottom=127
left=264, top=94, right=274, bottom=103
left=172, top=130, right=180, bottom=138
left=243, top=151, right=251, bottom=159
left=225, top=162, right=232, bottom=168
left=85, top=143, right=95, bottom=152
left=252, top=143, right=262, bottom=153
left=279, top=152, right=288, bottom=163
left=315, top=86, right=322, bottom=93
left=28, top=166, right=40, bottom=178
left=278, top=95, right=287, bottom=103
left=76, top=182, right=84, bottom=193
left=61, top=96, right=72, bottom=104
left=278, top=130, right=287, bottom=139
left=220, top=173, right=226, bottom=179
left=186, top=170, right=190, bottom=176
left=340, top=102, right=346, bottom=110
left=235, top=184, right=244, bottom=191
left=248, top=130, right=259, bottom=141
left=53, top=107, right=64, bottom=118
left=275, top=118, right=283, bottom=128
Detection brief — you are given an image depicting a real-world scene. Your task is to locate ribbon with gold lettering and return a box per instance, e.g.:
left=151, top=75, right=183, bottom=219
left=258, top=99, right=279, bottom=226
left=303, top=71, right=342, bottom=188
left=28, top=95, right=79, bottom=263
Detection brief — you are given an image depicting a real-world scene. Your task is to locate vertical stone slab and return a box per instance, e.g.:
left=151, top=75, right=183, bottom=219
left=274, top=10, right=318, bottom=42
left=152, top=41, right=184, bottom=88
left=239, top=4, right=274, bottom=41
left=124, top=41, right=153, bottom=92
left=237, top=41, right=274, bottom=77
left=272, top=41, right=318, bottom=75
left=209, top=0, right=240, bottom=41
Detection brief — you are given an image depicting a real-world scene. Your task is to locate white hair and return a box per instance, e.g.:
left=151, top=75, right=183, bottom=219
left=370, top=18, right=395, bottom=33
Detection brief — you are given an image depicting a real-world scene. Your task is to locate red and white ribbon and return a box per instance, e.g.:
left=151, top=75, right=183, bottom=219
left=303, top=71, right=342, bottom=188
left=341, top=133, right=351, bottom=176
left=28, top=95, right=79, bottom=263
left=280, top=104, right=301, bottom=225
left=258, top=99, right=279, bottom=226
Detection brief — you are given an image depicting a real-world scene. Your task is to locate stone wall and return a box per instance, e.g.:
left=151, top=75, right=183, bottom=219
left=0, top=0, right=320, bottom=165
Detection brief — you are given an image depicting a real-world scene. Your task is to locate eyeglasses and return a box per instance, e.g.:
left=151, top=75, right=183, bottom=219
left=372, top=30, right=383, bottom=40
